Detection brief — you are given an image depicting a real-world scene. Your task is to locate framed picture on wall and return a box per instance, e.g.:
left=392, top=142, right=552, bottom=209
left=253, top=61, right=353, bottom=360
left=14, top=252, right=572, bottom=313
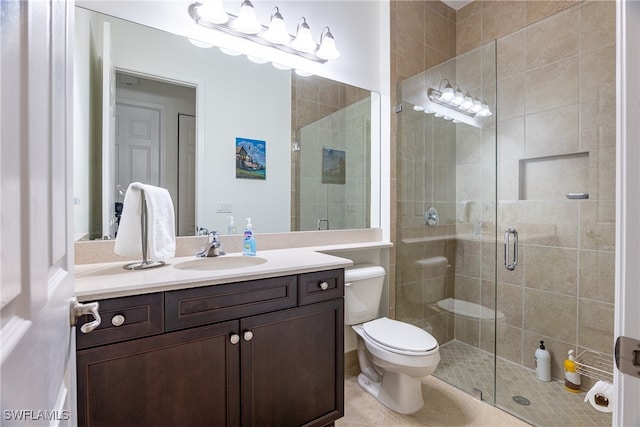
left=321, top=148, right=346, bottom=184
left=235, top=137, right=266, bottom=180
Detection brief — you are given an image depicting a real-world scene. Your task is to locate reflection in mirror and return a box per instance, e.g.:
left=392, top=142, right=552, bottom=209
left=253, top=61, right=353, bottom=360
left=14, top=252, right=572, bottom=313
left=73, top=7, right=378, bottom=241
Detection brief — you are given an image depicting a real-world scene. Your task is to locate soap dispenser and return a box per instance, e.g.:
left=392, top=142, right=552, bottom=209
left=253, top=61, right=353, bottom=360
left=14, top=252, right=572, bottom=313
left=227, top=216, right=236, bottom=234
left=535, top=340, right=551, bottom=382
left=242, top=218, right=256, bottom=256
left=564, top=349, right=581, bottom=392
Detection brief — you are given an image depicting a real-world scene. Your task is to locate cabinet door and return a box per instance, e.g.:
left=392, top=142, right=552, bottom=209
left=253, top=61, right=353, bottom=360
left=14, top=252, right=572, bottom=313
left=241, top=299, right=344, bottom=427
left=77, top=321, right=240, bottom=427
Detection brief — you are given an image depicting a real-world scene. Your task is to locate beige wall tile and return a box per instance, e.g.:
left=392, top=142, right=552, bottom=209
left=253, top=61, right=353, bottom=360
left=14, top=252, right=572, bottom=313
left=524, top=104, right=580, bottom=158
left=525, top=57, right=579, bottom=114
left=396, top=1, right=425, bottom=45
left=524, top=245, right=578, bottom=296
left=578, top=299, right=614, bottom=354
left=579, top=200, right=615, bottom=251
left=497, top=75, right=525, bottom=120
left=580, top=0, right=616, bottom=54
left=579, top=249, right=615, bottom=304
left=497, top=282, right=524, bottom=328
left=454, top=274, right=481, bottom=303
left=482, top=1, right=526, bottom=44
left=498, top=116, right=525, bottom=160
left=525, top=0, right=582, bottom=26
left=589, top=147, right=616, bottom=201
left=496, top=324, right=523, bottom=363
left=456, top=14, right=482, bottom=55
left=497, top=31, right=525, bottom=80
left=523, top=289, right=577, bottom=344
left=524, top=7, right=579, bottom=69
left=454, top=238, right=482, bottom=278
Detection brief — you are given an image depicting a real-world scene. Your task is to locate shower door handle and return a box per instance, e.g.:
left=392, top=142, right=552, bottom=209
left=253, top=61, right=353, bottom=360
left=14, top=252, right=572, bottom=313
left=504, top=227, right=518, bottom=271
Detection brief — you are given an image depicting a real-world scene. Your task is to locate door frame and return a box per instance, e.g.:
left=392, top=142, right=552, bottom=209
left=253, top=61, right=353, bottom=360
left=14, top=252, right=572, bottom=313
left=113, top=66, right=204, bottom=232
left=614, top=0, right=640, bottom=425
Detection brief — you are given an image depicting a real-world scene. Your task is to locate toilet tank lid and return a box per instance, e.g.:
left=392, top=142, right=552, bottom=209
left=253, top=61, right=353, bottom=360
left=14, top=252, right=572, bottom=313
left=363, top=317, right=438, bottom=353
left=344, top=263, right=386, bottom=281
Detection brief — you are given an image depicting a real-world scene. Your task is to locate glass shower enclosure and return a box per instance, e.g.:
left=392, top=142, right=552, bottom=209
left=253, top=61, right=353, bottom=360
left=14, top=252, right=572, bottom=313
left=396, top=3, right=615, bottom=425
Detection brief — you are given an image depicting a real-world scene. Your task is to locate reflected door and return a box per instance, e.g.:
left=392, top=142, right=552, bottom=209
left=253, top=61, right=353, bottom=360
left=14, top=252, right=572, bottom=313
left=115, top=102, right=162, bottom=198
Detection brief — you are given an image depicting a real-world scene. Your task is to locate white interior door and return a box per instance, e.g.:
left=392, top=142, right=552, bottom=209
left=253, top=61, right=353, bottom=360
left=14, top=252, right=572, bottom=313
left=1, top=0, right=76, bottom=425
left=615, top=1, right=640, bottom=425
left=178, top=114, right=196, bottom=235
left=101, top=21, right=116, bottom=238
left=115, top=102, right=162, bottom=198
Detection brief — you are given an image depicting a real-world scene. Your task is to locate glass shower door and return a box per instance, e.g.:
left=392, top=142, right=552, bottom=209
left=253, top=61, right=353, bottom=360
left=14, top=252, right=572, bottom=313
left=395, top=41, right=498, bottom=405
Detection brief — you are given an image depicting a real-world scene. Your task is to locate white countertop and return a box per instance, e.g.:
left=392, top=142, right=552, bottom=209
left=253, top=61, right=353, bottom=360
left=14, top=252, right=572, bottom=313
left=74, top=249, right=354, bottom=301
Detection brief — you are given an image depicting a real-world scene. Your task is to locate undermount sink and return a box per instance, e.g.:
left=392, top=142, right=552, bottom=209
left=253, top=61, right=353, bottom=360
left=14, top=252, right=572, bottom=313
left=173, top=256, right=268, bottom=271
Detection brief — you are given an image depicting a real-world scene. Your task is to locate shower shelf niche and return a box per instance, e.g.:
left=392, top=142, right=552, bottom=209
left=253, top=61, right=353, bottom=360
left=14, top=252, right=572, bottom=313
left=575, top=350, right=613, bottom=382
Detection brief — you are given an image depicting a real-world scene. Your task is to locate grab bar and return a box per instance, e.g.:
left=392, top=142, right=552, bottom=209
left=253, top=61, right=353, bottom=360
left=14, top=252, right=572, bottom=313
left=504, top=227, right=518, bottom=271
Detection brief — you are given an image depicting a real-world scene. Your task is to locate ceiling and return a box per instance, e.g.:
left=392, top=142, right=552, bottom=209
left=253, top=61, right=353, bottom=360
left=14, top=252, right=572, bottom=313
left=441, top=0, right=474, bottom=10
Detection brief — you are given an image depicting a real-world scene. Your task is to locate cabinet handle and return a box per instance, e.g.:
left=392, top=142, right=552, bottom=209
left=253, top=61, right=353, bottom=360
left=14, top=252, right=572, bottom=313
left=230, top=334, right=240, bottom=345
left=319, top=281, right=329, bottom=290
left=243, top=331, right=254, bottom=341
left=111, top=314, right=125, bottom=327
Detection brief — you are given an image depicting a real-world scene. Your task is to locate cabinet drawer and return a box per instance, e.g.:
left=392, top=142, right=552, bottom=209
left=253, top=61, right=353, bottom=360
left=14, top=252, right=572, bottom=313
left=165, top=275, right=297, bottom=331
left=298, top=269, right=344, bottom=306
left=76, top=293, right=164, bottom=350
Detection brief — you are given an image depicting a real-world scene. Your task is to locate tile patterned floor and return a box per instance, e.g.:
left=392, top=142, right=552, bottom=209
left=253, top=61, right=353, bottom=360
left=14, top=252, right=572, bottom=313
left=435, top=341, right=613, bottom=427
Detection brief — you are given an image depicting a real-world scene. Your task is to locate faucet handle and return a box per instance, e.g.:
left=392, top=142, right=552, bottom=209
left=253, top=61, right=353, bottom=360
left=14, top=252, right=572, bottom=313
left=209, top=231, right=220, bottom=243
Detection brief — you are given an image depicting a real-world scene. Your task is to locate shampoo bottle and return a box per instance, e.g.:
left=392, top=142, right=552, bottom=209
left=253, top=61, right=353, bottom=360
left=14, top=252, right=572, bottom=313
left=227, top=216, right=236, bottom=234
left=242, top=218, right=256, bottom=256
left=535, top=340, right=551, bottom=382
left=564, top=349, right=581, bottom=392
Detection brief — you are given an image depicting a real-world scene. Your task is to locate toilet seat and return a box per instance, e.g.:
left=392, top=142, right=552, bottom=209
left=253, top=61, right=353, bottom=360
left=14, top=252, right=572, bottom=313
left=363, top=317, right=438, bottom=355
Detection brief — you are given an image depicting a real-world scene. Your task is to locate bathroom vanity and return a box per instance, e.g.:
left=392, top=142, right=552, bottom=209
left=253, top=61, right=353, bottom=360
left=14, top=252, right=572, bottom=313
left=74, top=251, right=349, bottom=427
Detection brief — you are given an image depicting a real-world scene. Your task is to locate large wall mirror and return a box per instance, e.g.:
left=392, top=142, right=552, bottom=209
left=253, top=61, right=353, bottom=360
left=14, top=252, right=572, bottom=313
left=73, top=6, right=380, bottom=241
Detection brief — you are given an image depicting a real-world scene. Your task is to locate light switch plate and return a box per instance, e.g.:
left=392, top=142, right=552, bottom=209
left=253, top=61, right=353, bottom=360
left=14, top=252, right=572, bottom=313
left=216, top=202, right=232, bottom=213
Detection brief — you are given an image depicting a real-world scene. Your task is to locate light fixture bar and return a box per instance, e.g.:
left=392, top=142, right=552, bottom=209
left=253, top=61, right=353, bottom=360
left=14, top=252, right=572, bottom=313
left=188, top=2, right=328, bottom=63
left=428, top=88, right=477, bottom=118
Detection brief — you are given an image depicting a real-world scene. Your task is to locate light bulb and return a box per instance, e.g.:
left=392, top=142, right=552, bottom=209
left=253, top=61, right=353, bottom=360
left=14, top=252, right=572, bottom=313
left=295, top=69, right=313, bottom=77
left=316, top=27, right=340, bottom=60
left=262, top=7, right=290, bottom=44
left=272, top=63, right=291, bottom=70
left=413, top=105, right=425, bottom=111
left=450, top=89, right=464, bottom=106
left=291, top=18, right=316, bottom=53
left=439, top=83, right=454, bottom=102
left=233, top=0, right=262, bottom=34
left=460, top=96, right=473, bottom=111
left=469, top=99, right=482, bottom=114
left=247, top=56, right=268, bottom=64
left=196, top=0, right=229, bottom=24
left=478, top=104, right=492, bottom=117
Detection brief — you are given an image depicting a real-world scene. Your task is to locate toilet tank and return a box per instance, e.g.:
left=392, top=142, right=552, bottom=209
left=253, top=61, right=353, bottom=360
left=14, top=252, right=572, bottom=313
left=344, top=263, right=386, bottom=325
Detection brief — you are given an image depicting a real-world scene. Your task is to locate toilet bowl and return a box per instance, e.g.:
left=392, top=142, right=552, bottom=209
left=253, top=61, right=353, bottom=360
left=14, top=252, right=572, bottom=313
left=345, top=264, right=441, bottom=414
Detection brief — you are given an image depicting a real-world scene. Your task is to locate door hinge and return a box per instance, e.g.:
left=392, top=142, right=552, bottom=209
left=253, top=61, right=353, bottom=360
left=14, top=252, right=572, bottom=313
left=395, top=104, right=403, bottom=113
left=615, top=336, right=640, bottom=378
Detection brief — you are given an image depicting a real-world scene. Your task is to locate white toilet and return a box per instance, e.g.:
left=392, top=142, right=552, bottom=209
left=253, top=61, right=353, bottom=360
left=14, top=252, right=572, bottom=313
left=345, top=264, right=440, bottom=414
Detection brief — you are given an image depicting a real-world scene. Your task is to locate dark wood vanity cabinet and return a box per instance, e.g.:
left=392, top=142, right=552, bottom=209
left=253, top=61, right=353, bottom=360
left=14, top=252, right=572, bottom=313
left=76, top=269, right=344, bottom=427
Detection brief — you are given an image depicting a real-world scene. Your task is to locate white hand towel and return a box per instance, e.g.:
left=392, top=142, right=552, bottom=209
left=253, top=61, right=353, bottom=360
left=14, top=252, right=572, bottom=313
left=114, top=182, right=176, bottom=262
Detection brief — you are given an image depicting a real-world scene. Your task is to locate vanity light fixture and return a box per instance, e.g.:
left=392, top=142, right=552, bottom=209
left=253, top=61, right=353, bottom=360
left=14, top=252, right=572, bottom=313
left=418, top=79, right=492, bottom=128
left=188, top=1, right=340, bottom=64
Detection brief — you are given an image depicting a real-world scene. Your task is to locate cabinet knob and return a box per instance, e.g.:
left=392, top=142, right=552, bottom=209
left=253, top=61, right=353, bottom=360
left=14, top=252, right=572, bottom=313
left=230, top=334, right=240, bottom=345
left=319, top=281, right=329, bottom=290
left=243, top=331, right=254, bottom=341
left=111, top=314, right=125, bottom=327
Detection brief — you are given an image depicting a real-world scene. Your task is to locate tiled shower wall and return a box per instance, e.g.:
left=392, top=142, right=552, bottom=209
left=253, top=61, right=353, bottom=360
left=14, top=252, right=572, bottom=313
left=394, top=0, right=616, bottom=383
left=297, top=98, right=372, bottom=231
left=290, top=76, right=369, bottom=230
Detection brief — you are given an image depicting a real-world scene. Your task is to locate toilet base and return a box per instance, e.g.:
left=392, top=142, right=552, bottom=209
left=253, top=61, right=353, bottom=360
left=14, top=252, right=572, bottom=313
left=357, top=371, right=425, bottom=414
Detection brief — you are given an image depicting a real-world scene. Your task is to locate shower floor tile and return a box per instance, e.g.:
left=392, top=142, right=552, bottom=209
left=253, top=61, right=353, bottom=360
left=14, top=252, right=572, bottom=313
left=436, top=340, right=613, bottom=427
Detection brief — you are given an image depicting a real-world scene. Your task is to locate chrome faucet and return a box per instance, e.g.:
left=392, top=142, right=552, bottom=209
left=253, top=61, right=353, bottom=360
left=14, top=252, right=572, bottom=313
left=197, top=231, right=224, bottom=257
